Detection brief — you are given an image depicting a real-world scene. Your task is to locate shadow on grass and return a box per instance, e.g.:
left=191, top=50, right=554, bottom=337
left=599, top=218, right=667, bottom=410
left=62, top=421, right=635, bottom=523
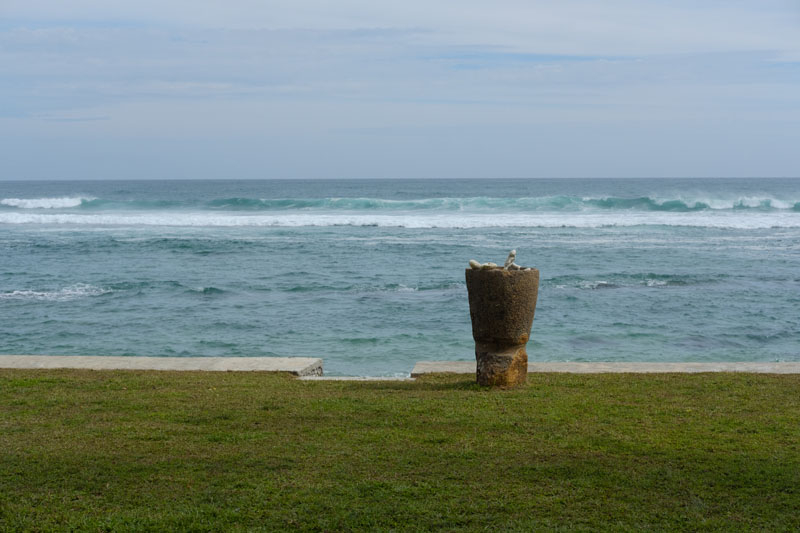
left=341, top=375, right=485, bottom=392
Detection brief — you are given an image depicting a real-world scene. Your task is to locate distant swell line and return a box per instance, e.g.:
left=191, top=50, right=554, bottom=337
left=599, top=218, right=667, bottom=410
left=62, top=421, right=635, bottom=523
left=2, top=195, right=800, bottom=212
left=207, top=196, right=800, bottom=212
left=193, top=195, right=800, bottom=212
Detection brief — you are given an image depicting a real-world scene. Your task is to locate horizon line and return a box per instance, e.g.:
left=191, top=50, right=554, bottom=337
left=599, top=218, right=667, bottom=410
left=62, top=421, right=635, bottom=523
left=3, top=176, right=800, bottom=182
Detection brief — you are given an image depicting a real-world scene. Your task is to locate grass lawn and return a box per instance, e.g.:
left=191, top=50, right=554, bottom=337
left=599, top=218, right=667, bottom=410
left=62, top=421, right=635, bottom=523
left=1, top=369, right=799, bottom=532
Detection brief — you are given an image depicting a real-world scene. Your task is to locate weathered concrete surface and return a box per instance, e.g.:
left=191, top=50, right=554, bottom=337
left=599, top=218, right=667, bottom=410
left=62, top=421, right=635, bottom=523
left=411, top=361, right=800, bottom=377
left=466, top=268, right=539, bottom=387
left=298, top=376, right=415, bottom=381
left=0, top=355, right=323, bottom=376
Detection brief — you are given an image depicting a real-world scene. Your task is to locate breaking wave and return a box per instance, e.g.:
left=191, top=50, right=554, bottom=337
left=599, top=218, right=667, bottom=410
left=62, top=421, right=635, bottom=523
left=2, top=195, right=799, bottom=212
left=0, top=283, right=111, bottom=301
left=547, top=273, right=720, bottom=290
left=204, top=195, right=800, bottom=212
left=2, top=192, right=799, bottom=229
left=0, top=196, right=95, bottom=209
left=0, top=211, right=798, bottom=228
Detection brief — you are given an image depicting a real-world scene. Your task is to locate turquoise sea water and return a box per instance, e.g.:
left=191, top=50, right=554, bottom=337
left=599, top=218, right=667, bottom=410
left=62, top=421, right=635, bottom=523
left=1, top=178, right=799, bottom=376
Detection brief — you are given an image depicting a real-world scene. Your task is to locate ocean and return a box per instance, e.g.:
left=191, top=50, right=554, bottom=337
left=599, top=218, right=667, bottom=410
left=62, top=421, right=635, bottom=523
left=1, top=178, right=798, bottom=376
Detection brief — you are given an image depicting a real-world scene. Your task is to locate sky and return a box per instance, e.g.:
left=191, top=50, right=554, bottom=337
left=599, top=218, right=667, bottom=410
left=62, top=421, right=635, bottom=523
left=1, top=1, right=799, bottom=179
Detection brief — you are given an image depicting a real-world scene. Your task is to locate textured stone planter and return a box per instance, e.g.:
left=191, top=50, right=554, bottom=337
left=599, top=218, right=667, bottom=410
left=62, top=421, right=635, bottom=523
left=465, top=268, right=540, bottom=387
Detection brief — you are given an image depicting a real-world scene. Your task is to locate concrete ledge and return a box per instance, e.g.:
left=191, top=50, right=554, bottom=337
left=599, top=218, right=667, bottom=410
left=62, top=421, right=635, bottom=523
left=411, top=361, right=800, bottom=376
left=0, top=355, right=323, bottom=376
left=298, top=376, right=415, bottom=381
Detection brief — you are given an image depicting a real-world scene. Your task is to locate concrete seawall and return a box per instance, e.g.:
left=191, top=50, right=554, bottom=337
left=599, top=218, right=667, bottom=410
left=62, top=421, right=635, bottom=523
left=0, top=355, right=323, bottom=376
left=4, top=357, right=799, bottom=378
left=411, top=361, right=800, bottom=376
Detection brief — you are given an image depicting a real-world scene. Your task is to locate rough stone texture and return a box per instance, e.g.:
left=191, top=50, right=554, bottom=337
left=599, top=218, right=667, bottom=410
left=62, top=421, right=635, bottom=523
left=465, top=268, right=539, bottom=387
left=474, top=343, right=528, bottom=387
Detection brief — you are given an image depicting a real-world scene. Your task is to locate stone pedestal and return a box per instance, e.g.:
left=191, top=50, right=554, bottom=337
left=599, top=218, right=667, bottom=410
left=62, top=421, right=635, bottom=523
left=465, top=268, right=539, bottom=387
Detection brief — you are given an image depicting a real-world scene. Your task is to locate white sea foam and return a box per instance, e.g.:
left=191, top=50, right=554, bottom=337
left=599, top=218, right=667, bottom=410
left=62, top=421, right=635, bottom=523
left=0, top=283, right=111, bottom=301
left=0, top=196, right=93, bottom=209
left=395, top=285, right=419, bottom=293
left=1, top=211, right=799, bottom=229
left=578, top=280, right=616, bottom=290
left=683, top=195, right=794, bottom=210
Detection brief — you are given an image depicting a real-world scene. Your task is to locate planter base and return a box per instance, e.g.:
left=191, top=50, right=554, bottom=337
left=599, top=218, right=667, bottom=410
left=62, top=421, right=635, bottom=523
left=475, top=343, right=528, bottom=387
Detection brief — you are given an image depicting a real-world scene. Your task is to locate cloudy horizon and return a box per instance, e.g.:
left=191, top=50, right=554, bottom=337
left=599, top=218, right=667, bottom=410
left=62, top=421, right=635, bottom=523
left=1, top=1, right=799, bottom=180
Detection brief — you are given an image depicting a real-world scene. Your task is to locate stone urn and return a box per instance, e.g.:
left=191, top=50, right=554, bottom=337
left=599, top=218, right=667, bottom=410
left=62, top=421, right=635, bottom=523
left=465, top=268, right=540, bottom=387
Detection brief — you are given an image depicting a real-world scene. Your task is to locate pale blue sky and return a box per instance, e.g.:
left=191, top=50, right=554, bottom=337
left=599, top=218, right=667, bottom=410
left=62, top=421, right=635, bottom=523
left=1, top=1, right=799, bottom=179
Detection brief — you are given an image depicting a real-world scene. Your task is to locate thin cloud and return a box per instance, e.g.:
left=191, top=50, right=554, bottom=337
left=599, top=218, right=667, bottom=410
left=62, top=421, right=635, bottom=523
left=0, top=1, right=798, bottom=178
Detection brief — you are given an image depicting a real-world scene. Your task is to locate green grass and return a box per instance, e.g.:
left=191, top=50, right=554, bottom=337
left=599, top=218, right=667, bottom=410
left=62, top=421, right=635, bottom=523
left=1, top=370, right=799, bottom=532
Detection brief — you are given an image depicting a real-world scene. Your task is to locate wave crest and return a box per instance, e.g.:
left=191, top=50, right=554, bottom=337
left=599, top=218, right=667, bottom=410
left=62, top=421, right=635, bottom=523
left=0, top=196, right=95, bottom=209
left=3, top=194, right=798, bottom=213
left=0, top=283, right=110, bottom=301
left=205, top=195, right=800, bottom=212
left=1, top=211, right=799, bottom=228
